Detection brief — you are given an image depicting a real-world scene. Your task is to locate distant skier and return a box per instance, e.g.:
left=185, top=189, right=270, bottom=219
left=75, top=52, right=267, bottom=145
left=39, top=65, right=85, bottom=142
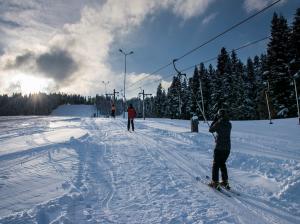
left=111, top=104, right=116, bottom=118
left=208, top=109, right=232, bottom=190
left=127, top=104, right=137, bottom=131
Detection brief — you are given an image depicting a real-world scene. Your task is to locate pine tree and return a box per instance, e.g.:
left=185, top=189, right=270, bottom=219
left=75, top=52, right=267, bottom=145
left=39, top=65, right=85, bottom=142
left=190, top=66, right=200, bottom=116
left=198, top=63, right=209, bottom=120
left=216, top=47, right=232, bottom=110
left=289, top=8, right=300, bottom=117
left=208, top=64, right=218, bottom=118
left=180, top=78, right=191, bottom=119
left=260, top=54, right=268, bottom=80
left=244, top=57, right=256, bottom=119
left=235, top=60, right=252, bottom=120
left=167, top=76, right=181, bottom=118
left=253, top=55, right=264, bottom=118
left=290, top=8, right=300, bottom=77
left=154, top=83, right=166, bottom=117
left=267, top=13, right=292, bottom=117
left=230, top=51, right=245, bottom=119
left=255, top=53, right=273, bottom=119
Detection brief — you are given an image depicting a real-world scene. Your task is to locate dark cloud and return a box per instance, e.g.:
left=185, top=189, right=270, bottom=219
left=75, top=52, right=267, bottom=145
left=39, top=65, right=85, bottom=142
left=0, top=1, right=35, bottom=13
left=4, top=48, right=78, bottom=82
left=36, top=49, right=78, bottom=82
left=0, top=44, right=4, bottom=56
left=0, top=17, right=21, bottom=28
left=4, top=52, right=34, bottom=69
left=15, top=52, right=34, bottom=67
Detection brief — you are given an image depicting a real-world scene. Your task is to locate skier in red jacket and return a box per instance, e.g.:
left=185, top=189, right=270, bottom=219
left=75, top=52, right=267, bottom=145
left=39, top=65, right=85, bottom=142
left=127, top=104, right=137, bottom=131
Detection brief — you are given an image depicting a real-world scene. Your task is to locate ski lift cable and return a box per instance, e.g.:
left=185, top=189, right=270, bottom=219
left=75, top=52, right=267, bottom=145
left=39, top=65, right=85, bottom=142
left=179, top=35, right=271, bottom=74
left=126, top=62, right=172, bottom=90
left=128, top=35, right=271, bottom=92
left=175, top=0, right=281, bottom=62
left=126, top=0, right=281, bottom=90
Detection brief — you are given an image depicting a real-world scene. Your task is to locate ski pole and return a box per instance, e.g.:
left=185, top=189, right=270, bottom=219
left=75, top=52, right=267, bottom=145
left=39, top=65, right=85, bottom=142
left=195, top=97, right=216, bottom=140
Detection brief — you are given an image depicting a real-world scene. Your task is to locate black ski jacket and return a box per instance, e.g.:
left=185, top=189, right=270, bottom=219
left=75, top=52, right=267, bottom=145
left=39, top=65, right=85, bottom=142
left=209, top=117, right=232, bottom=151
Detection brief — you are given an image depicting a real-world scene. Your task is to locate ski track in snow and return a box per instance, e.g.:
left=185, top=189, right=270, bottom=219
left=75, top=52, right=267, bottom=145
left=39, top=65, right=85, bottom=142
left=0, top=116, right=299, bottom=223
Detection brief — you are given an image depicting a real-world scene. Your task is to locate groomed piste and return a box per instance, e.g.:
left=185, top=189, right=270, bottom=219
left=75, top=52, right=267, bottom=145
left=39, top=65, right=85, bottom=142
left=0, top=111, right=299, bottom=223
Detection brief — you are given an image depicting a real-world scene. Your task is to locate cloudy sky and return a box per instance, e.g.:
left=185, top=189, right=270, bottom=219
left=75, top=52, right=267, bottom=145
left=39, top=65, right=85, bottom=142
left=0, top=0, right=298, bottom=98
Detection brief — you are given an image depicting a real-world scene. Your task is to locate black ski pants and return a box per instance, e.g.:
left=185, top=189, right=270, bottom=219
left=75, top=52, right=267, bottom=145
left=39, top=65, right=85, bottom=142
left=127, top=118, right=134, bottom=131
left=212, top=150, right=230, bottom=182
left=111, top=110, right=115, bottom=118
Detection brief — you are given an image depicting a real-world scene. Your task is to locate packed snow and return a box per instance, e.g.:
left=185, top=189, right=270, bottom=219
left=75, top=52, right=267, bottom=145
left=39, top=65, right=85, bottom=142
left=0, top=115, right=299, bottom=223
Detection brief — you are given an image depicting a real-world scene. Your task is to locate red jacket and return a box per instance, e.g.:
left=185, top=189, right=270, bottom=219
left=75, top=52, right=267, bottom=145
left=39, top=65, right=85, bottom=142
left=128, top=108, right=136, bottom=119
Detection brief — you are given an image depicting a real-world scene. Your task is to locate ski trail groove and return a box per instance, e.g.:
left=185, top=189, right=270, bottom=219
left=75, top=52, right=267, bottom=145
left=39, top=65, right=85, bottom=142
left=133, top=125, right=292, bottom=224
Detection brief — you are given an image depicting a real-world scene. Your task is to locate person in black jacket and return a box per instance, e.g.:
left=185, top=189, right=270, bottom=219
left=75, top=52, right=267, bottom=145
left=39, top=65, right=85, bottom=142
left=208, top=109, right=232, bottom=190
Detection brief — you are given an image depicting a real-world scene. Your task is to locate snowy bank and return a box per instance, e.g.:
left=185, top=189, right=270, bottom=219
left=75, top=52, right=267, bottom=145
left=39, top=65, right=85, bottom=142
left=51, top=104, right=96, bottom=117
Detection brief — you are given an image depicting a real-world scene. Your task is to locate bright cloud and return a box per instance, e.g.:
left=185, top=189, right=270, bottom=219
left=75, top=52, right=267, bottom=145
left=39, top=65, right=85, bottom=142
left=126, top=72, right=172, bottom=96
left=172, top=0, right=216, bottom=20
left=243, top=0, right=287, bottom=13
left=243, top=0, right=270, bottom=13
left=202, top=12, right=218, bottom=25
left=0, top=0, right=215, bottom=97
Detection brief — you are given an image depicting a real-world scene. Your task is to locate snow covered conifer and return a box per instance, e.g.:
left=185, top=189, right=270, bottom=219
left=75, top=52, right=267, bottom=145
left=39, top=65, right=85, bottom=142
left=167, top=76, right=181, bottom=118
left=190, top=66, right=200, bottom=116
left=180, top=78, right=191, bottom=119
left=198, top=63, right=210, bottom=120
left=289, top=8, right=300, bottom=117
left=290, top=8, right=300, bottom=77
left=154, top=83, right=167, bottom=118
left=207, top=64, right=218, bottom=118
left=244, top=57, right=256, bottom=119
left=253, top=55, right=264, bottom=118
left=230, top=51, right=245, bottom=119
left=216, top=47, right=232, bottom=111
left=267, top=13, right=292, bottom=117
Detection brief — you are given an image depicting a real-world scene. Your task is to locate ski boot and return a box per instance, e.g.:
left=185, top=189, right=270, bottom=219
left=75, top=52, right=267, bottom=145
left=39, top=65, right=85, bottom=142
left=220, top=180, right=230, bottom=190
left=208, top=181, right=221, bottom=191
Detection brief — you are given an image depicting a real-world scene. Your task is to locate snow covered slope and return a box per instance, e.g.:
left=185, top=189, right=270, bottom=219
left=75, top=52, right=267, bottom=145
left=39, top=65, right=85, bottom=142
left=0, top=117, right=299, bottom=223
left=51, top=104, right=96, bottom=117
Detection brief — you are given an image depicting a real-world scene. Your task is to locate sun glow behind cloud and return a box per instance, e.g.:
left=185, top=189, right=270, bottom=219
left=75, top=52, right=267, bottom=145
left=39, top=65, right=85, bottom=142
left=0, top=0, right=219, bottom=97
left=7, top=73, right=54, bottom=94
left=0, top=0, right=289, bottom=98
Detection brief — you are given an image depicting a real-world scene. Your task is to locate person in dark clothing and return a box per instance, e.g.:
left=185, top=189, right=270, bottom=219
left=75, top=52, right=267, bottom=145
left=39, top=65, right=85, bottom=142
left=208, top=109, right=232, bottom=190
left=111, top=104, right=116, bottom=118
left=127, top=104, right=137, bottom=131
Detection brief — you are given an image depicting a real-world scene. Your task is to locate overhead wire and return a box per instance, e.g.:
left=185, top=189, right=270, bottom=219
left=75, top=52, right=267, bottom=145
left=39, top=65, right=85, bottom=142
left=175, top=0, right=281, bottom=62
left=179, top=35, right=271, bottom=74
left=128, top=35, right=271, bottom=92
left=126, top=0, right=282, bottom=91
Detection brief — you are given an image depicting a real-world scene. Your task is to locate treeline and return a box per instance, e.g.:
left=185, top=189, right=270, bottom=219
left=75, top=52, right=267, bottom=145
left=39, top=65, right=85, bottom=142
left=0, top=93, right=94, bottom=116
left=0, top=92, right=125, bottom=116
left=151, top=9, right=300, bottom=120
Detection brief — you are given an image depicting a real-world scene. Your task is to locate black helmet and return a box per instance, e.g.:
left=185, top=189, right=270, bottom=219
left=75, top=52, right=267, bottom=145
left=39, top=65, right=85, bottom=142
left=218, top=109, right=226, bottom=118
